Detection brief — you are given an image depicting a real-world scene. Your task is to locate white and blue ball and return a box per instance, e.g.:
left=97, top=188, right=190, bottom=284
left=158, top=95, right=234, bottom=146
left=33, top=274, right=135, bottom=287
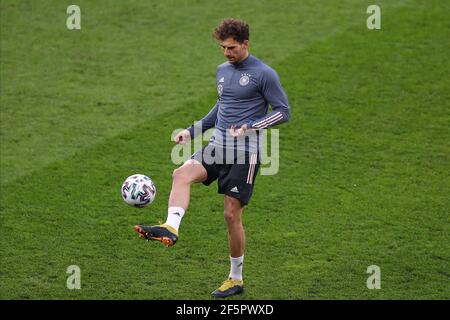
left=121, top=174, right=156, bottom=208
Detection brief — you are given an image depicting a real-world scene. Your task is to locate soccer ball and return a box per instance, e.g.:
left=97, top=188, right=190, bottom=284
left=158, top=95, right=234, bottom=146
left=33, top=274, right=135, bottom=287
left=121, top=174, right=156, bottom=208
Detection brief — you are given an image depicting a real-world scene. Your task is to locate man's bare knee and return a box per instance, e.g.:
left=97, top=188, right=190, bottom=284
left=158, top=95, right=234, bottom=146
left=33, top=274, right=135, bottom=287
left=224, top=196, right=243, bottom=223
left=172, top=159, right=207, bottom=183
left=172, top=167, right=186, bottom=181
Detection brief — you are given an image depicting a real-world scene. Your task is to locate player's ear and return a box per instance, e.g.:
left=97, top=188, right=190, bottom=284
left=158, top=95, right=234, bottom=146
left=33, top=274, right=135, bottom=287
left=242, top=40, right=249, bottom=50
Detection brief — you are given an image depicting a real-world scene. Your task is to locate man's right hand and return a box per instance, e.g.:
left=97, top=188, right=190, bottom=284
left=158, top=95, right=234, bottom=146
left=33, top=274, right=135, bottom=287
left=174, top=129, right=191, bottom=145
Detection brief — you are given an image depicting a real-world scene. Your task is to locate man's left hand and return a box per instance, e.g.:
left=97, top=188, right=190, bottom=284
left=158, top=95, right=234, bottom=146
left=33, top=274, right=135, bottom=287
left=229, top=123, right=249, bottom=137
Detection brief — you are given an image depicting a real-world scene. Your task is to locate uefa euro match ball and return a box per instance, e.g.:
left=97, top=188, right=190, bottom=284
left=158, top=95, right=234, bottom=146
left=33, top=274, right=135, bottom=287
left=121, top=174, right=156, bottom=208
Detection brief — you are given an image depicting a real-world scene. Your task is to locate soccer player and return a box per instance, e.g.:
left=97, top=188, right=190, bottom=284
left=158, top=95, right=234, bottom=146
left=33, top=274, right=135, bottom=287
left=134, top=18, right=290, bottom=298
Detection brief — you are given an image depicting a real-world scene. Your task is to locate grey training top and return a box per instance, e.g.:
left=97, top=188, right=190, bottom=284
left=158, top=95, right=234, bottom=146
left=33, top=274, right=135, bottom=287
left=188, top=54, right=290, bottom=153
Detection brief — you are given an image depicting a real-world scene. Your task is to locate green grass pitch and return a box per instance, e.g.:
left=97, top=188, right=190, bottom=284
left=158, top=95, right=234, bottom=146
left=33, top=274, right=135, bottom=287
left=0, top=0, right=449, bottom=299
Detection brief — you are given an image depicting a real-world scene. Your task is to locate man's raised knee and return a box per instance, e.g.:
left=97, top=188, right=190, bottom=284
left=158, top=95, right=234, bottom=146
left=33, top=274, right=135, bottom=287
left=172, top=160, right=207, bottom=184
left=172, top=167, right=186, bottom=181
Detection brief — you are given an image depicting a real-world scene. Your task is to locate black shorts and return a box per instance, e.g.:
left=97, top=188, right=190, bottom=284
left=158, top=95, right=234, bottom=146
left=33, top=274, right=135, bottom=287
left=191, top=144, right=260, bottom=205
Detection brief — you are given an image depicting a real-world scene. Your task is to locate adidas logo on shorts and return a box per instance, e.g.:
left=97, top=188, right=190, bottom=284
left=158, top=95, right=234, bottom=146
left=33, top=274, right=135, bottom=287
left=230, top=186, right=239, bottom=193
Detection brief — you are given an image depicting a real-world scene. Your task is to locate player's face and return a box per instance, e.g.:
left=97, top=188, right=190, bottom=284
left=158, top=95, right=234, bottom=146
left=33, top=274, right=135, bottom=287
left=220, top=38, right=249, bottom=64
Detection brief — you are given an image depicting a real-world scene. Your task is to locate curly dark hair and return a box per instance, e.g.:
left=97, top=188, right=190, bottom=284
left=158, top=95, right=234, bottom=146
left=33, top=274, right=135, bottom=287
left=213, top=18, right=249, bottom=43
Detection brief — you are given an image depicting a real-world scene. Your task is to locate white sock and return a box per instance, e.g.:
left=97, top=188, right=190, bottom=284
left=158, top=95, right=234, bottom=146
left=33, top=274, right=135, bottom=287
left=165, top=207, right=185, bottom=231
left=228, top=255, right=244, bottom=281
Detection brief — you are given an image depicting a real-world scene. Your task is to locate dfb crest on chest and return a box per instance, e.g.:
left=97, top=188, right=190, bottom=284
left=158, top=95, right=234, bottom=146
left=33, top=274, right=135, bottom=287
left=239, top=73, right=251, bottom=86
